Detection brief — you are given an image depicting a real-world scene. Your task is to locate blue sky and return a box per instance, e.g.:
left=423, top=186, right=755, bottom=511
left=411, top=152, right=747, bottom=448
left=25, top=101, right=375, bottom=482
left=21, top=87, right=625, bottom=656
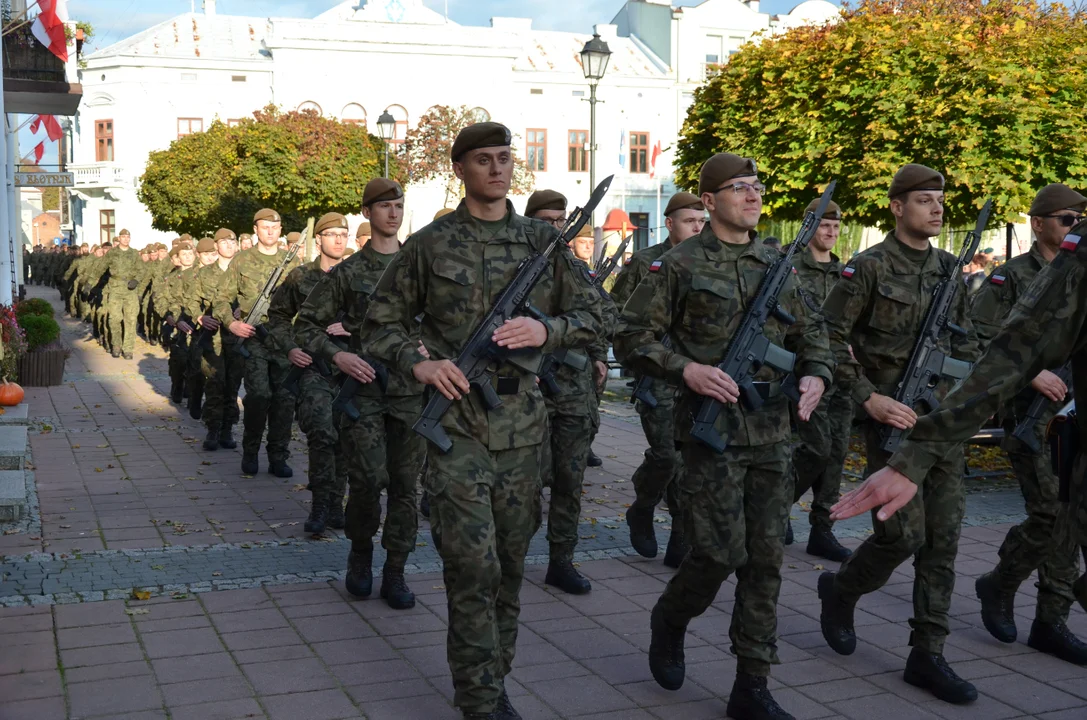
left=69, top=0, right=808, bottom=54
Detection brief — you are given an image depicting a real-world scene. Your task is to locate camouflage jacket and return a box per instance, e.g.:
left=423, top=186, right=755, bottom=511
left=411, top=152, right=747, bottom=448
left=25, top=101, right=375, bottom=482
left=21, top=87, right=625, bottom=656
left=360, top=200, right=603, bottom=450
left=613, top=224, right=834, bottom=446
left=266, top=258, right=328, bottom=357
left=168, top=264, right=207, bottom=320
left=296, top=245, right=423, bottom=398
left=888, top=224, right=1087, bottom=482
left=104, top=247, right=143, bottom=290
left=158, top=264, right=194, bottom=319
left=212, top=246, right=300, bottom=342
left=791, top=247, right=843, bottom=308
left=821, top=232, right=980, bottom=407
left=194, top=261, right=237, bottom=347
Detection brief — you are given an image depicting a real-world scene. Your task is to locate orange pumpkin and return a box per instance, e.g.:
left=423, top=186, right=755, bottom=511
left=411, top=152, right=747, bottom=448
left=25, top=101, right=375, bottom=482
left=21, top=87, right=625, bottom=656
left=0, top=381, right=24, bottom=406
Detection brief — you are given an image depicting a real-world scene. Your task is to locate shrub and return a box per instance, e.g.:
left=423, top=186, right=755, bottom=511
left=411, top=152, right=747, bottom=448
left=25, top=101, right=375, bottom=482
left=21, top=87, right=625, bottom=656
left=15, top=298, right=54, bottom=320
left=0, top=305, right=26, bottom=381
left=20, top=313, right=60, bottom=352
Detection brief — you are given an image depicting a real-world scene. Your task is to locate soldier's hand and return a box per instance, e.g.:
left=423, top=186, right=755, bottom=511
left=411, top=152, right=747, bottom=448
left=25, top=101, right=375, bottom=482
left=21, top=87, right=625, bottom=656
left=233, top=308, right=243, bottom=320
left=831, top=466, right=917, bottom=522
left=594, top=360, right=608, bottom=391
left=165, top=316, right=177, bottom=328
left=1031, top=369, right=1068, bottom=403
left=796, top=376, right=825, bottom=421
left=862, top=393, right=917, bottom=430
left=177, top=320, right=194, bottom=334
left=229, top=320, right=256, bottom=338
left=418, top=342, right=431, bottom=360
left=326, top=322, right=349, bottom=337
left=288, top=348, right=312, bottom=368
left=492, top=317, right=547, bottom=350
left=413, top=359, right=470, bottom=401
left=200, top=316, right=220, bottom=331
left=333, top=352, right=376, bottom=383
left=682, top=363, right=739, bottom=404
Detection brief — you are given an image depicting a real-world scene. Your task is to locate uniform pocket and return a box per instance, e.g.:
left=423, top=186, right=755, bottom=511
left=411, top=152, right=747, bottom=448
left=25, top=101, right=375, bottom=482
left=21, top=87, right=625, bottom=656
left=868, top=281, right=918, bottom=334
left=427, top=256, right=477, bottom=323
left=682, top=275, right=739, bottom=336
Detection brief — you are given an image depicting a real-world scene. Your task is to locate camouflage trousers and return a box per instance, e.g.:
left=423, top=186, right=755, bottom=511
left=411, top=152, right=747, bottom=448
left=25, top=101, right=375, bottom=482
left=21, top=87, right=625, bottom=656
left=790, top=386, right=854, bottom=530
left=240, top=339, right=293, bottom=463
left=542, top=396, right=593, bottom=554
left=199, top=342, right=243, bottom=432
left=834, top=422, right=965, bottom=654
left=295, top=371, right=347, bottom=509
left=106, top=290, right=140, bottom=354
left=340, top=393, right=423, bottom=557
left=187, top=335, right=207, bottom=412
left=167, top=334, right=189, bottom=388
left=632, top=391, right=682, bottom=519
left=658, top=440, right=790, bottom=677
left=996, top=421, right=1082, bottom=622
left=426, top=435, right=543, bottom=713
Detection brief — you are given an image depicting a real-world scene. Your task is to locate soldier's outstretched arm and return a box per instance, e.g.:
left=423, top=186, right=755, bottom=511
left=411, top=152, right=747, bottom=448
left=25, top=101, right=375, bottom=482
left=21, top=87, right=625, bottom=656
left=613, top=259, right=686, bottom=384
left=295, top=270, right=345, bottom=365
left=821, top=256, right=877, bottom=406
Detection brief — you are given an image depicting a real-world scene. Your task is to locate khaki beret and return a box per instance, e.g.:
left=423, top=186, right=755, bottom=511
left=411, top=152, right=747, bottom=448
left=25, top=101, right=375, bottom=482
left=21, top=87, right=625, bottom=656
left=213, top=228, right=236, bottom=242
left=356, top=222, right=371, bottom=238
left=168, top=246, right=181, bottom=258
left=698, top=153, right=758, bottom=195
left=363, top=178, right=404, bottom=207
left=177, top=241, right=194, bottom=251
left=664, top=192, right=705, bottom=216
left=102, top=241, right=113, bottom=248
left=525, top=190, right=567, bottom=218
left=804, top=198, right=842, bottom=220
left=118, top=228, right=130, bottom=237
left=433, top=208, right=454, bottom=221
left=179, top=233, right=193, bottom=242
left=451, top=122, right=512, bottom=162
left=575, top=223, right=594, bottom=239
left=1028, top=183, right=1087, bottom=216
left=286, top=232, right=301, bottom=243
left=254, top=208, right=281, bottom=224
left=196, top=237, right=216, bottom=253
left=888, top=164, right=944, bottom=198
left=238, top=233, right=252, bottom=241
left=315, top=213, right=349, bottom=234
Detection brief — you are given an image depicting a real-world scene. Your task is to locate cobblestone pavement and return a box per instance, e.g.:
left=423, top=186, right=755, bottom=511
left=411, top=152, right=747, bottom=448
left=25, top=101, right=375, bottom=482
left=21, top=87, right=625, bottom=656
left=1, top=288, right=1085, bottom=720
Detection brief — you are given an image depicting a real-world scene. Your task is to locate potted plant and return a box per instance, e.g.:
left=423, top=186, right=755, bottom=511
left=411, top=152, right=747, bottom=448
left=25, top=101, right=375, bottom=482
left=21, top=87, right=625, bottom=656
left=0, top=304, right=26, bottom=387
left=14, top=299, right=67, bottom=386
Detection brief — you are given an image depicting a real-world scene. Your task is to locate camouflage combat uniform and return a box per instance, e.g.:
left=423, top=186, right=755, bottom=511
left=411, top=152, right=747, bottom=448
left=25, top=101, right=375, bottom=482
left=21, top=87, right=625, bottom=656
left=361, top=202, right=602, bottom=714
left=169, top=262, right=208, bottom=411
left=104, top=246, right=145, bottom=355
left=194, top=261, right=244, bottom=435
left=821, top=232, right=980, bottom=653
left=159, top=264, right=192, bottom=401
left=614, top=224, right=833, bottom=678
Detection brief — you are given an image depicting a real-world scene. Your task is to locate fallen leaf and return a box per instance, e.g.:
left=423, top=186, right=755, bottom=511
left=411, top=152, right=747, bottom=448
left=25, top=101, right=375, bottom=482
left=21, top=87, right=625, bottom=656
left=131, top=589, right=152, bottom=601
left=59, top=524, right=71, bottom=529
left=212, top=571, right=222, bottom=576
left=94, top=468, right=103, bottom=472
left=151, top=564, right=164, bottom=570
left=71, top=444, right=80, bottom=449
left=124, top=608, right=150, bottom=616
left=2, top=528, right=20, bottom=535
left=269, top=523, right=282, bottom=529
left=96, top=444, right=108, bottom=448
left=114, top=453, right=128, bottom=457
left=813, top=564, right=825, bottom=571
left=200, top=461, right=211, bottom=466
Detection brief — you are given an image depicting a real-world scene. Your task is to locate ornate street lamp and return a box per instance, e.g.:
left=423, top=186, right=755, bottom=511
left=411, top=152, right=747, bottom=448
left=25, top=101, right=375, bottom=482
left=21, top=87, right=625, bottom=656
left=376, top=110, right=396, bottom=178
left=580, top=33, right=611, bottom=226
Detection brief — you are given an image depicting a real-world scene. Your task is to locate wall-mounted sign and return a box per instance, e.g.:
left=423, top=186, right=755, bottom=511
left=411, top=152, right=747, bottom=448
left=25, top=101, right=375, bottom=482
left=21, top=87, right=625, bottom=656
left=15, top=172, right=75, bottom=187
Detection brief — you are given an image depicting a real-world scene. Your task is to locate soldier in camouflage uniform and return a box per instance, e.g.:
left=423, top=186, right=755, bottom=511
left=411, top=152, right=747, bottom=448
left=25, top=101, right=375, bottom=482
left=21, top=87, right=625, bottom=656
left=611, top=191, right=706, bottom=567
left=103, top=229, right=144, bottom=359
left=298, top=185, right=426, bottom=609
left=266, top=213, right=349, bottom=534
left=171, top=239, right=216, bottom=418
left=215, top=208, right=301, bottom=477
left=86, top=242, right=113, bottom=347
left=614, top=153, right=833, bottom=720
left=787, top=199, right=854, bottom=562
left=161, top=243, right=196, bottom=405
left=964, top=183, right=1087, bottom=664
left=817, top=165, right=981, bottom=705
left=361, top=124, right=602, bottom=720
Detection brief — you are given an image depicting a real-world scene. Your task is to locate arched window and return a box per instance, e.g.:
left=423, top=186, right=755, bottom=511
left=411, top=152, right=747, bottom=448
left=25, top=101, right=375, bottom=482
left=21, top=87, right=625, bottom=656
left=341, top=103, right=366, bottom=127
left=467, top=107, right=490, bottom=123
left=385, top=104, right=408, bottom=145
left=297, top=101, right=322, bottom=115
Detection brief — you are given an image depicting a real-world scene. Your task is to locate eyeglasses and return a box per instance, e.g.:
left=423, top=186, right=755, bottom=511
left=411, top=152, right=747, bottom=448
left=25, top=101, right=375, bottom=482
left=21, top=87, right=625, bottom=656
left=1040, top=214, right=1084, bottom=227
left=544, top=217, right=567, bottom=228
left=320, top=231, right=350, bottom=240
left=714, top=182, right=766, bottom=196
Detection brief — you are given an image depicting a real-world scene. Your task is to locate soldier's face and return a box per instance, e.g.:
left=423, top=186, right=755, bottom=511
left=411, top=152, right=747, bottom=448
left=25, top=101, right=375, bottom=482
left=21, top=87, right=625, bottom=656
left=179, top=249, right=195, bottom=267
left=363, top=199, right=405, bottom=239
left=117, top=234, right=131, bottom=248
left=811, top=218, right=841, bottom=252
left=240, top=237, right=253, bottom=250
left=665, top=208, right=706, bottom=243
left=532, top=209, right=566, bottom=229
left=454, top=147, right=513, bottom=202
left=198, top=250, right=217, bottom=266
left=94, top=249, right=104, bottom=257
left=703, top=174, right=762, bottom=232
left=216, top=239, right=238, bottom=260
left=1032, top=209, right=1081, bottom=247
left=318, top=229, right=349, bottom=260
left=893, top=191, right=944, bottom=238
left=572, top=236, right=595, bottom=262
left=253, top=221, right=282, bottom=248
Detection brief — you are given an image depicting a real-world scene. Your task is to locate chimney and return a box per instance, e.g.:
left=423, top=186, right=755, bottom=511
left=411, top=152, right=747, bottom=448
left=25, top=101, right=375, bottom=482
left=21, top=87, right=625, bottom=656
left=204, top=0, right=216, bottom=16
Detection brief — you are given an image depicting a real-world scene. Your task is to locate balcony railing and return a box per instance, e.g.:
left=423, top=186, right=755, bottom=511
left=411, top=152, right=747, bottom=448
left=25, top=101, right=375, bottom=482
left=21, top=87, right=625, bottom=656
left=3, top=23, right=66, bottom=84
left=69, top=163, right=129, bottom=188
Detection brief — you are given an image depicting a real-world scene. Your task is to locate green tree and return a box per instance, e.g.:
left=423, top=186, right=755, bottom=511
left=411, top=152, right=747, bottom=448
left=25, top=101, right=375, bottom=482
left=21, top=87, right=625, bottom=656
left=139, top=106, right=398, bottom=235
left=676, top=0, right=1087, bottom=231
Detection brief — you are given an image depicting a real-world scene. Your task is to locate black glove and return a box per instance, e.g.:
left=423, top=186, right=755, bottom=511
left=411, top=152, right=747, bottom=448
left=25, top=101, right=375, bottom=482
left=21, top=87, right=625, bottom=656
left=127, top=280, right=138, bottom=290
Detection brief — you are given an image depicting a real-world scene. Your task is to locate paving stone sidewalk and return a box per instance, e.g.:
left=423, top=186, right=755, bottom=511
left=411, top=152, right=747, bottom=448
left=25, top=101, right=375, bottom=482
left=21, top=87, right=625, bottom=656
left=1, top=287, right=1085, bottom=720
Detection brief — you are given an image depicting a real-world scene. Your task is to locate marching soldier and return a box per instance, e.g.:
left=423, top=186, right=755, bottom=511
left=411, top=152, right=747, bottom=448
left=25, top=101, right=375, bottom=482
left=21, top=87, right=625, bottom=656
left=611, top=191, right=706, bottom=566
left=162, top=242, right=196, bottom=406
left=360, top=123, right=602, bottom=719
left=354, top=221, right=370, bottom=250
left=817, top=164, right=981, bottom=705
left=614, top=153, right=832, bottom=720
left=174, top=238, right=217, bottom=419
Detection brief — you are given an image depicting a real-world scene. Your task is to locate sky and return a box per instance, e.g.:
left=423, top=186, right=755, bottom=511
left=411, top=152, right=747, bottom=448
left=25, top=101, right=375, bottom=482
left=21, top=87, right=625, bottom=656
left=69, top=0, right=808, bottom=54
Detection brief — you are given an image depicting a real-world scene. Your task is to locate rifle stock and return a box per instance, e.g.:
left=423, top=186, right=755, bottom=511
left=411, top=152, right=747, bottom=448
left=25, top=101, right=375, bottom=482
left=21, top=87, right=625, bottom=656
left=1012, top=364, right=1072, bottom=453
left=1047, top=400, right=1077, bottom=503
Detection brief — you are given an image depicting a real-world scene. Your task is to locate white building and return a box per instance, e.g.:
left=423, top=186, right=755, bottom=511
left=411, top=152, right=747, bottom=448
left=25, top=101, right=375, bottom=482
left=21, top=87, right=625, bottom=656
left=68, top=0, right=839, bottom=250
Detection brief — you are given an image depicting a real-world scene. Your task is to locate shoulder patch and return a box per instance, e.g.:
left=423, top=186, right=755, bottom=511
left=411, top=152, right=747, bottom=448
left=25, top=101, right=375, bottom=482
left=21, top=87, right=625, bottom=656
left=649, top=260, right=663, bottom=273
left=623, top=257, right=632, bottom=266
left=1061, top=234, right=1081, bottom=252
left=990, top=274, right=1005, bottom=285
left=842, top=266, right=856, bottom=278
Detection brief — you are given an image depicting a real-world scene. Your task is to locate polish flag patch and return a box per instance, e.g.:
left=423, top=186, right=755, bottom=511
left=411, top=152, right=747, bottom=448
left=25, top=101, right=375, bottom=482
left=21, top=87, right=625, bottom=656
left=842, top=266, right=856, bottom=278
left=589, top=270, right=597, bottom=279
left=649, top=260, right=663, bottom=273
left=624, top=257, right=633, bottom=266
left=990, top=274, right=1006, bottom=285
left=1061, top=234, right=1082, bottom=252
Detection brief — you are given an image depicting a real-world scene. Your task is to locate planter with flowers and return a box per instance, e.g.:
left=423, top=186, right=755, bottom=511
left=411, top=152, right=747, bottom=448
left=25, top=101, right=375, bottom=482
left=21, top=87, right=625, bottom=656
left=13, top=299, right=68, bottom=387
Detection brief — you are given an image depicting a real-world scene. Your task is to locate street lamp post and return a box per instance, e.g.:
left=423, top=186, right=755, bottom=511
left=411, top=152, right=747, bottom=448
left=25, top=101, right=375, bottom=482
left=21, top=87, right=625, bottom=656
left=376, top=110, right=396, bottom=178
left=580, top=32, right=612, bottom=226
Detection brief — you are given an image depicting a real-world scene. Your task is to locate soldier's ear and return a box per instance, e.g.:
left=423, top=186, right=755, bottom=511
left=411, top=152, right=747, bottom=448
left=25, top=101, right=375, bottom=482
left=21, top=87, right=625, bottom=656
left=452, top=161, right=465, bottom=181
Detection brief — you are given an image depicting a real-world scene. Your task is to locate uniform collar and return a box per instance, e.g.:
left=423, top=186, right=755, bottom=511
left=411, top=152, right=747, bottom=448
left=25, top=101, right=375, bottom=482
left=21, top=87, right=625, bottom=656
left=454, top=198, right=523, bottom=239
left=1026, top=241, right=1050, bottom=268
left=884, top=231, right=942, bottom=275
left=699, top=224, right=771, bottom=265
left=799, top=246, right=841, bottom=270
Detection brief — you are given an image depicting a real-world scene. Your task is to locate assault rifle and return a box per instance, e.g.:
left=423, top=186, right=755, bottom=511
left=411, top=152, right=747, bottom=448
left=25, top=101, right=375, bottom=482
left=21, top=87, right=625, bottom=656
left=1047, top=400, right=1077, bottom=503
left=1012, top=363, right=1073, bottom=453
left=878, top=199, right=992, bottom=453
left=689, top=181, right=837, bottom=454
left=236, top=219, right=312, bottom=359
left=629, top=335, right=672, bottom=408
left=593, top=232, right=633, bottom=285
left=330, top=357, right=390, bottom=421
left=283, top=310, right=346, bottom=397
left=413, top=175, right=614, bottom=453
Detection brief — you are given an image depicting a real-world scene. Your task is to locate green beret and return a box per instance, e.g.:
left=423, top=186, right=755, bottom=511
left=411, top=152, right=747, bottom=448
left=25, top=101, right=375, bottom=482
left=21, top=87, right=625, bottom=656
left=576, top=223, right=594, bottom=239
left=356, top=222, right=371, bottom=239
left=118, top=228, right=130, bottom=237
left=525, top=189, right=567, bottom=218
left=254, top=208, right=281, bottom=224
left=698, top=153, right=758, bottom=195
left=804, top=198, right=842, bottom=220
left=363, top=178, right=404, bottom=207
left=664, top=191, right=705, bottom=216
left=1028, top=183, right=1087, bottom=216
left=888, top=164, right=944, bottom=198
left=196, top=237, right=216, bottom=253
left=315, top=212, right=349, bottom=234
left=238, top=233, right=252, bottom=241
left=213, top=228, right=236, bottom=242
left=286, top=231, right=301, bottom=243
left=179, top=234, right=193, bottom=243
left=451, top=122, right=512, bottom=162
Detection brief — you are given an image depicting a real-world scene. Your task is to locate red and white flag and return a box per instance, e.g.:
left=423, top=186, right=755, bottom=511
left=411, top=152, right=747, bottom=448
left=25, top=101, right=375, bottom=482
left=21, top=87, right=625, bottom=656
left=30, top=114, right=63, bottom=142
left=32, top=142, right=45, bottom=164
left=31, top=0, right=69, bottom=63
left=649, top=141, right=663, bottom=179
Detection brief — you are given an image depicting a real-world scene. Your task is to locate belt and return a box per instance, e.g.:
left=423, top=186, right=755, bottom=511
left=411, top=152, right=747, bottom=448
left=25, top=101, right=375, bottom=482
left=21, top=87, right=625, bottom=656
left=864, top=368, right=903, bottom=385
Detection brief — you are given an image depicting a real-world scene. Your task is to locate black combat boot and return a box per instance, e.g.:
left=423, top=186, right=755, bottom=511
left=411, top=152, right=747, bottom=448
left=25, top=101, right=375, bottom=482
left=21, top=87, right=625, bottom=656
left=903, top=648, right=978, bottom=704
left=1075, top=571, right=1087, bottom=614
left=725, top=673, right=795, bottom=720
left=380, top=553, right=415, bottom=609
left=975, top=572, right=1017, bottom=643
left=345, top=549, right=373, bottom=598
left=189, top=396, right=202, bottom=420
left=496, top=690, right=522, bottom=720
left=662, top=528, right=688, bottom=569
left=462, top=708, right=518, bottom=720
left=626, top=504, right=658, bottom=558
left=202, top=427, right=220, bottom=451
left=268, top=460, right=293, bottom=478
left=241, top=453, right=258, bottom=475
left=784, top=518, right=794, bottom=545
left=111, top=348, right=120, bottom=358
left=648, top=604, right=686, bottom=690
left=817, top=572, right=857, bottom=655
left=1027, top=619, right=1087, bottom=665
left=170, top=380, right=184, bottom=404
left=806, top=527, right=852, bottom=563
left=326, top=497, right=345, bottom=530
left=545, top=553, right=592, bottom=595
left=586, top=450, right=603, bottom=467
left=419, top=490, right=431, bottom=519
left=304, top=502, right=328, bottom=535
left=218, top=425, right=237, bottom=449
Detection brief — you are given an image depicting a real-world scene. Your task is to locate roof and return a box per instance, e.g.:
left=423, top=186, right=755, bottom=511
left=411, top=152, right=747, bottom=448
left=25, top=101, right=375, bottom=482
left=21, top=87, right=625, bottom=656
left=512, top=30, right=667, bottom=78
left=87, top=13, right=270, bottom=62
